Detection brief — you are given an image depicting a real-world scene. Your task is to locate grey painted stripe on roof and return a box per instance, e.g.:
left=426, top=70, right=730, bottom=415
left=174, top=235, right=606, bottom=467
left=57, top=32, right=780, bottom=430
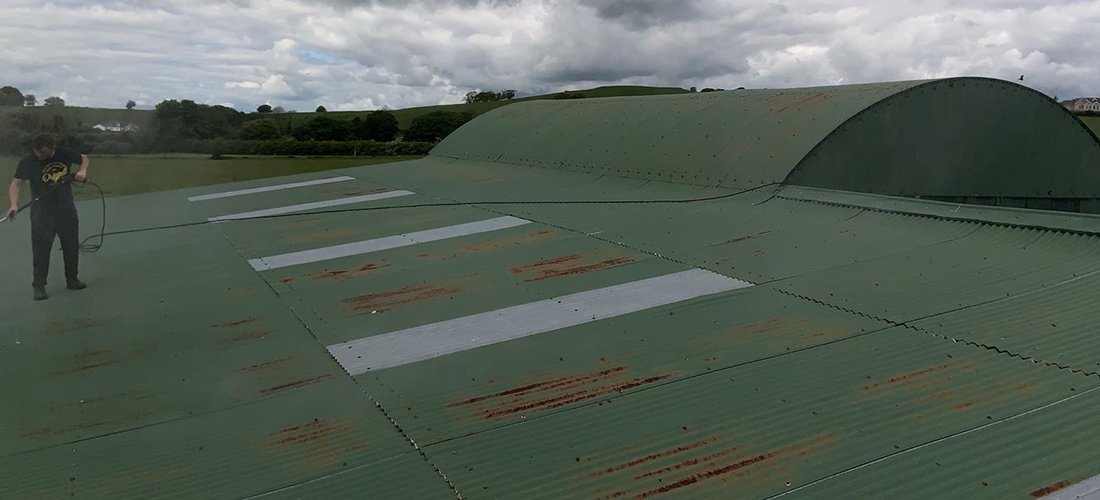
left=1042, top=474, right=1100, bottom=499
left=188, top=176, right=356, bottom=202
left=208, top=190, right=415, bottom=222
left=327, top=269, right=754, bottom=374
left=248, top=216, right=531, bottom=271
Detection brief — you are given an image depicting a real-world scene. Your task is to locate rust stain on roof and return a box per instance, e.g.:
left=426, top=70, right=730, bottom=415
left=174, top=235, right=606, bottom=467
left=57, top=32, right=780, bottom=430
left=1030, top=480, right=1072, bottom=498
left=588, top=438, right=722, bottom=479
left=510, top=253, right=636, bottom=282
left=459, top=229, right=557, bottom=252
left=259, top=374, right=334, bottom=396
left=57, top=349, right=147, bottom=375
left=448, top=367, right=674, bottom=421
left=22, top=416, right=134, bottom=438
left=482, top=374, right=672, bottom=419
left=215, top=318, right=259, bottom=328
left=863, top=363, right=954, bottom=391
left=271, top=418, right=349, bottom=445
left=449, top=367, right=627, bottom=408
left=601, top=434, right=833, bottom=499
left=724, top=231, right=772, bottom=245
left=343, top=284, right=464, bottom=313
left=269, top=418, right=368, bottom=470
left=308, top=262, right=391, bottom=282
left=237, top=357, right=293, bottom=373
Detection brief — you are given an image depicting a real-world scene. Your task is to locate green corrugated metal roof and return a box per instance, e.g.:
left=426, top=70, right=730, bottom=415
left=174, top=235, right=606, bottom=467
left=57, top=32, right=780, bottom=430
left=5, top=78, right=1100, bottom=499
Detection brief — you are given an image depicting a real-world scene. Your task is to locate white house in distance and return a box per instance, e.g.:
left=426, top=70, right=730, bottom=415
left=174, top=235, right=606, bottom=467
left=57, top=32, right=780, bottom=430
left=1062, top=97, right=1100, bottom=112
left=92, top=121, right=138, bottom=133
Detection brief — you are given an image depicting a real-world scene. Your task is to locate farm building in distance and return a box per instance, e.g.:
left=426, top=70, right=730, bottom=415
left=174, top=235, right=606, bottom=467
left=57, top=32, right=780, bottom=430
left=91, top=121, right=138, bottom=133
left=1063, top=97, right=1100, bottom=113
left=3, top=77, right=1100, bottom=499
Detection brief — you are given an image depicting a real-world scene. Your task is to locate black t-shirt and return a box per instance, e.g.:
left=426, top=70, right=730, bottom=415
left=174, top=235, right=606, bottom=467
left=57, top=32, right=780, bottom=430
left=14, top=147, right=82, bottom=207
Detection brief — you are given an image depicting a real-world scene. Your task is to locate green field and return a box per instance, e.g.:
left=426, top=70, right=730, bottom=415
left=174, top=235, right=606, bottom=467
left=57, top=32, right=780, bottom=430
left=1081, top=116, right=1100, bottom=139
left=1, top=154, right=419, bottom=200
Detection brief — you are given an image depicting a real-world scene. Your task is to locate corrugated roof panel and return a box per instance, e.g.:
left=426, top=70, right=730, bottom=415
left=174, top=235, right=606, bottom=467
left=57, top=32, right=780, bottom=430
left=0, top=224, right=341, bottom=455
left=251, top=452, right=454, bottom=499
left=771, top=226, right=1100, bottom=322
left=0, top=378, right=435, bottom=498
left=419, top=329, right=1094, bottom=498
left=912, top=269, right=1100, bottom=373
left=253, top=223, right=683, bottom=347
left=358, top=286, right=886, bottom=446
left=778, top=384, right=1100, bottom=499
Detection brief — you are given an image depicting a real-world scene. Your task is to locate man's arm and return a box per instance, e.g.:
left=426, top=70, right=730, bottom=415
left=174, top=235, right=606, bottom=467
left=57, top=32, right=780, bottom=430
left=74, top=154, right=89, bottom=182
left=8, top=178, right=23, bottom=220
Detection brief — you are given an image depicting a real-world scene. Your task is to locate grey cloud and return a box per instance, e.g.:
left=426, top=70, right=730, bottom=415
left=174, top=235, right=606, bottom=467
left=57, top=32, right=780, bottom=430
left=1, top=0, right=1098, bottom=112
left=306, top=0, right=521, bottom=8
left=580, top=0, right=707, bottom=29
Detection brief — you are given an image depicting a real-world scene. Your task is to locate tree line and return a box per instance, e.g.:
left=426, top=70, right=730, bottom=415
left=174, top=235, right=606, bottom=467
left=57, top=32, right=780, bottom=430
left=1, top=85, right=64, bottom=107
left=1, top=83, right=477, bottom=156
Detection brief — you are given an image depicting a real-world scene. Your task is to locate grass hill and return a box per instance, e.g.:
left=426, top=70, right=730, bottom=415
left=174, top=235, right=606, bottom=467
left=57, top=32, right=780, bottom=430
left=290, top=85, right=691, bottom=129
left=1081, top=115, right=1100, bottom=139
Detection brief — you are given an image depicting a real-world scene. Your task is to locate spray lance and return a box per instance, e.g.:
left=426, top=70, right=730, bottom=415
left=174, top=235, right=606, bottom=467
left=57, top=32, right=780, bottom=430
left=2, top=173, right=84, bottom=223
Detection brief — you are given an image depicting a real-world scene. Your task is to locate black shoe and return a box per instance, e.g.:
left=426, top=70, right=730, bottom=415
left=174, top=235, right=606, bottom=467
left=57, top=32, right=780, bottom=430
left=67, top=279, right=86, bottom=290
left=33, top=286, right=48, bottom=301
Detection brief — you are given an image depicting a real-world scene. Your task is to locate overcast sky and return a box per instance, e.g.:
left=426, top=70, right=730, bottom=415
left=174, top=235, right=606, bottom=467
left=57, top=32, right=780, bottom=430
left=1, top=0, right=1097, bottom=111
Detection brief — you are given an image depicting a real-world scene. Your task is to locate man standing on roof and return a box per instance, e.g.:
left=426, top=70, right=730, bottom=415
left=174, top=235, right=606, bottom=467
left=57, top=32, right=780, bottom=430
left=6, top=134, right=89, bottom=301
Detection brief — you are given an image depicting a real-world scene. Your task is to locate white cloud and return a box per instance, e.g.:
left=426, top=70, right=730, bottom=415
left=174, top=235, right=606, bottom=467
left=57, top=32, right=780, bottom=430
left=0, top=0, right=1096, bottom=111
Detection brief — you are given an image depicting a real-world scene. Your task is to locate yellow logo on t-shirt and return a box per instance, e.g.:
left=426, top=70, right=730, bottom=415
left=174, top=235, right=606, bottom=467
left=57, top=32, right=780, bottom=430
left=42, top=162, right=69, bottom=185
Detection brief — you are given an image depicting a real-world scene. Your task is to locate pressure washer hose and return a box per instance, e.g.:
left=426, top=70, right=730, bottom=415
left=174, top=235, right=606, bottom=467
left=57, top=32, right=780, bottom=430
left=2, top=175, right=108, bottom=253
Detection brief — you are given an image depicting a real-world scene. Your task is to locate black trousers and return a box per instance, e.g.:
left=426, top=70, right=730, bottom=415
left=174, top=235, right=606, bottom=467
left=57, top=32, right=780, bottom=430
left=30, top=204, right=79, bottom=287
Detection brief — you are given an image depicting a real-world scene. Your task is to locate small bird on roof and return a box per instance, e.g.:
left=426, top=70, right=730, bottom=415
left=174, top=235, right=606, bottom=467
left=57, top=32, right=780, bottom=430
left=1019, top=75, right=1025, bottom=81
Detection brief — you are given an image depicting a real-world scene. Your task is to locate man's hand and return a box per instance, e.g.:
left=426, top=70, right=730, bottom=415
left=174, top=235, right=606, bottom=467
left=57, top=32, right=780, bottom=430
left=74, top=170, right=87, bottom=183
left=5, top=208, right=15, bottom=222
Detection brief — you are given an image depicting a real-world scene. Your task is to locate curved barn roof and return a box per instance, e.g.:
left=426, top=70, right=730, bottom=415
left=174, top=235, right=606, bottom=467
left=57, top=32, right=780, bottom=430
left=435, top=77, right=1100, bottom=200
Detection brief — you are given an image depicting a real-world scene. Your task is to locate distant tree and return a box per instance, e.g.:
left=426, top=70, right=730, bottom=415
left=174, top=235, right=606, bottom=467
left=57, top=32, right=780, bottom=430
left=463, top=89, right=518, bottom=104
left=272, top=106, right=286, bottom=113
left=357, top=109, right=399, bottom=142
left=43, top=96, right=65, bottom=107
left=293, top=115, right=351, bottom=141
left=403, top=111, right=473, bottom=142
left=126, top=100, right=136, bottom=110
left=147, top=99, right=245, bottom=150
left=240, top=118, right=281, bottom=140
left=315, top=105, right=327, bottom=112
left=23, top=94, right=36, bottom=107
left=257, top=104, right=273, bottom=113
left=690, top=87, right=697, bottom=93
left=0, top=86, right=24, bottom=106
